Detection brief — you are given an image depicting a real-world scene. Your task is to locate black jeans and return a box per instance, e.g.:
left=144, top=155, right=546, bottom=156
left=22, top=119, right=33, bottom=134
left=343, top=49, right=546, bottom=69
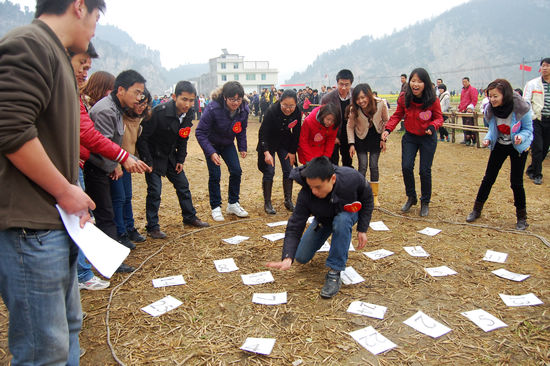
left=83, top=162, right=117, bottom=239
left=401, top=132, right=437, bottom=203
left=526, top=118, right=550, bottom=179
left=475, top=142, right=528, bottom=209
left=257, top=147, right=292, bottom=182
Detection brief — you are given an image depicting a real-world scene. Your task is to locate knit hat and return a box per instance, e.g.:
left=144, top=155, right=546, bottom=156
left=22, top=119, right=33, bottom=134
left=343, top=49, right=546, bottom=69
left=466, top=104, right=474, bottom=111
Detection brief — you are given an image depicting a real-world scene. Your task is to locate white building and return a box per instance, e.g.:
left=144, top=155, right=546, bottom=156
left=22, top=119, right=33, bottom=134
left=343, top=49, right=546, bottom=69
left=197, top=49, right=278, bottom=96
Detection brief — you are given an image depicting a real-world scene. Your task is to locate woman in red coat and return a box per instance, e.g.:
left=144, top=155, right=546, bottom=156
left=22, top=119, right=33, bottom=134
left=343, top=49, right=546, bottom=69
left=381, top=68, right=443, bottom=217
left=297, top=104, right=341, bottom=164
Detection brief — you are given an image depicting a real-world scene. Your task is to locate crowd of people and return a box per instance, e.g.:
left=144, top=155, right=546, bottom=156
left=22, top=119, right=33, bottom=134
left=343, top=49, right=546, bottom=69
left=0, top=1, right=549, bottom=363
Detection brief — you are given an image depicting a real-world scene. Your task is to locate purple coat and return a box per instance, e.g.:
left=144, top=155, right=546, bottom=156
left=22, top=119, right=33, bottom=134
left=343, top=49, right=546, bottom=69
left=195, top=99, right=249, bottom=157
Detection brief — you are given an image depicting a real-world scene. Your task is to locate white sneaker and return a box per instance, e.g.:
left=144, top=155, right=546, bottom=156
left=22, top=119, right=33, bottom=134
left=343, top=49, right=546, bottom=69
left=78, top=276, right=110, bottom=291
left=212, top=206, right=225, bottom=221
left=226, top=202, right=249, bottom=217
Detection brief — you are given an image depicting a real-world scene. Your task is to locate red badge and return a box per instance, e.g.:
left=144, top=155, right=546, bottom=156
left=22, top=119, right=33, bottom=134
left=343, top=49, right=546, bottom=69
left=343, top=201, right=362, bottom=213
left=179, top=127, right=191, bottom=138
left=288, top=119, right=298, bottom=129
left=232, top=121, right=242, bottom=134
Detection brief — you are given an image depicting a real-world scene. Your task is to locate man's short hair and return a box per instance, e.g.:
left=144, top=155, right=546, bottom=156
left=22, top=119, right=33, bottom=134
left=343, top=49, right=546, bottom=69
left=540, top=58, right=550, bottom=66
left=302, top=156, right=335, bottom=181
left=437, top=78, right=443, bottom=83
left=35, top=0, right=106, bottom=18
left=336, top=69, right=354, bottom=83
left=175, top=81, right=196, bottom=97
left=463, top=77, right=470, bottom=82
left=400, top=74, right=407, bottom=78
left=68, top=41, right=98, bottom=58
left=114, top=70, right=146, bottom=92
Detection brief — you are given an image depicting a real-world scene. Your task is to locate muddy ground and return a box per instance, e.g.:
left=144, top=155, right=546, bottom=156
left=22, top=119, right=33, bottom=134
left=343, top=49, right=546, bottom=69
left=1, top=116, right=549, bottom=365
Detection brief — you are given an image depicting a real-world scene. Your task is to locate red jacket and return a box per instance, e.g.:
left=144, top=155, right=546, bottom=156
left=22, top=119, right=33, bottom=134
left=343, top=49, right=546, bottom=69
left=458, top=85, right=479, bottom=112
left=386, top=95, right=443, bottom=136
left=79, top=98, right=128, bottom=168
left=297, top=106, right=338, bottom=164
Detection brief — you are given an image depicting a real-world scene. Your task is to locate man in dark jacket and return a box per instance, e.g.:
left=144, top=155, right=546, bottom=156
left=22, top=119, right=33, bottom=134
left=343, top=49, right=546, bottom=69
left=267, top=156, right=373, bottom=298
left=137, top=81, right=209, bottom=238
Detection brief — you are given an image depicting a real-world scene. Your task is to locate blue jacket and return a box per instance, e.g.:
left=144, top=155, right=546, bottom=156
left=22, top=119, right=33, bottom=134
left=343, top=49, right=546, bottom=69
left=484, top=93, right=533, bottom=153
left=195, top=97, right=249, bottom=158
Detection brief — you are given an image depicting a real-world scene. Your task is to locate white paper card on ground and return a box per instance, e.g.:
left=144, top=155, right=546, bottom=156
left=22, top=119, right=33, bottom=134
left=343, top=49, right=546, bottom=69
left=403, top=246, right=430, bottom=257
left=349, top=326, right=397, bottom=355
left=241, top=271, right=275, bottom=285
left=222, top=235, right=249, bottom=245
left=369, top=221, right=390, bottom=231
left=152, top=275, right=186, bottom=288
left=461, top=309, right=507, bottom=332
left=141, top=295, right=182, bottom=317
left=347, top=301, right=387, bottom=319
left=341, top=266, right=365, bottom=285
left=252, top=292, right=287, bottom=305
left=307, top=216, right=314, bottom=224
left=492, top=268, right=530, bottom=282
left=424, top=266, right=457, bottom=277
left=499, top=293, right=543, bottom=307
left=483, top=250, right=508, bottom=263
left=240, top=337, right=276, bottom=355
left=267, top=220, right=288, bottom=227
left=262, top=233, right=285, bottom=242
left=214, top=258, right=239, bottom=273
left=403, top=311, right=452, bottom=338
left=363, top=249, right=394, bottom=260
left=56, top=205, right=129, bottom=279
left=418, top=227, right=442, bottom=236
left=317, top=241, right=355, bottom=252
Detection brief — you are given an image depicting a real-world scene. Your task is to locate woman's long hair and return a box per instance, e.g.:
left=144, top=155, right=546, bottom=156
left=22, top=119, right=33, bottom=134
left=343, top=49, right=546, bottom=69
left=81, top=71, right=115, bottom=107
left=404, top=68, right=436, bottom=110
left=317, top=103, right=341, bottom=129
left=347, top=83, right=376, bottom=121
left=486, top=79, right=514, bottom=107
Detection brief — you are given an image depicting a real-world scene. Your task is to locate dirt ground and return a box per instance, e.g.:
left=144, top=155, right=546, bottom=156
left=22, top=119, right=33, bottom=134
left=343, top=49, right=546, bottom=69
left=1, top=116, right=549, bottom=365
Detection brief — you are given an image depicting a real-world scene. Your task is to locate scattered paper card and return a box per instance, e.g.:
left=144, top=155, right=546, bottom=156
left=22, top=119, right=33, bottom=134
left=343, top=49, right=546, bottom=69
left=307, top=216, right=315, bottom=224
left=222, top=235, right=249, bottom=245
left=483, top=250, right=508, bottom=263
left=363, top=249, right=394, bottom=260
left=241, top=271, right=275, bottom=285
left=240, top=337, right=276, bottom=355
left=262, top=233, right=285, bottom=242
left=403, top=246, right=430, bottom=257
left=499, top=293, right=543, bottom=307
left=141, top=295, right=182, bottom=317
left=341, top=267, right=365, bottom=285
left=403, top=311, right=452, bottom=338
left=492, top=268, right=530, bottom=282
left=424, top=266, right=457, bottom=277
left=349, top=326, right=397, bottom=355
left=461, top=309, right=507, bottom=332
left=152, top=275, right=186, bottom=288
left=347, top=301, right=387, bottom=319
left=56, top=205, right=129, bottom=278
left=369, top=221, right=390, bottom=231
left=214, top=258, right=239, bottom=273
left=418, top=227, right=441, bottom=236
left=267, top=220, right=288, bottom=227
left=317, top=241, right=355, bottom=252
left=252, top=292, right=287, bottom=305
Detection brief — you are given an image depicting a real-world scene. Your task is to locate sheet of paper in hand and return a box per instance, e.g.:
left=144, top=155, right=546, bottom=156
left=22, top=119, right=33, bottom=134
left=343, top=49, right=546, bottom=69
left=152, top=275, right=186, bottom=288
left=347, top=301, right=387, bottom=319
left=222, top=235, right=250, bottom=245
left=240, top=338, right=276, bottom=355
left=241, top=271, right=275, bottom=285
left=349, top=326, right=397, bottom=355
left=214, top=258, right=239, bottom=273
left=461, top=309, right=507, bottom=332
left=141, top=295, right=183, bottom=317
left=403, top=311, right=452, bottom=338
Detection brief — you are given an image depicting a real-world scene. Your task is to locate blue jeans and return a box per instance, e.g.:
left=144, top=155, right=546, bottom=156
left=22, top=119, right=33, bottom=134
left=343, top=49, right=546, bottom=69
left=78, top=167, right=93, bottom=283
left=0, top=229, right=82, bottom=365
left=110, top=168, right=135, bottom=236
left=206, top=144, right=242, bottom=209
left=401, top=132, right=437, bottom=203
left=257, top=147, right=292, bottom=182
left=294, top=211, right=358, bottom=271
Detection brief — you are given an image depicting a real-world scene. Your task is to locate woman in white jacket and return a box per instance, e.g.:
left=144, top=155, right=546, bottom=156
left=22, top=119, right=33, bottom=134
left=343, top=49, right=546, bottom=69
left=438, top=84, right=450, bottom=142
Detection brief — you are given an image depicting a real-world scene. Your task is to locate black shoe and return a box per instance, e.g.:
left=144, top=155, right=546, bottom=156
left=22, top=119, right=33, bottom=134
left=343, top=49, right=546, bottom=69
left=320, top=270, right=342, bottom=298
left=127, top=228, right=146, bottom=243
left=534, top=176, right=542, bottom=185
left=264, top=202, right=276, bottom=214
left=401, top=196, right=417, bottom=213
left=116, top=263, right=135, bottom=273
left=184, top=218, right=210, bottom=228
left=117, top=234, right=136, bottom=250
left=282, top=178, right=295, bottom=212
left=262, top=180, right=276, bottom=214
left=147, top=229, right=167, bottom=239
left=420, top=201, right=429, bottom=217
left=526, top=171, right=534, bottom=180
left=516, top=208, right=529, bottom=230
left=466, top=201, right=484, bottom=222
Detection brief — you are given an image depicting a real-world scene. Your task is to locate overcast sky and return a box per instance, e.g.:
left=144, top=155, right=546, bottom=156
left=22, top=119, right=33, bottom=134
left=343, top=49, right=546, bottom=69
left=11, top=0, right=470, bottom=81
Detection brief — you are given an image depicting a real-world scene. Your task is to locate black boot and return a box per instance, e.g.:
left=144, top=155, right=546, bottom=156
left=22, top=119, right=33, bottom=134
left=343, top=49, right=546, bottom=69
left=420, top=201, right=429, bottom=217
left=466, top=201, right=484, bottom=222
left=262, top=180, right=276, bottom=214
left=283, top=178, right=295, bottom=212
left=320, top=269, right=342, bottom=298
left=516, top=208, right=529, bottom=230
left=401, top=196, right=417, bottom=212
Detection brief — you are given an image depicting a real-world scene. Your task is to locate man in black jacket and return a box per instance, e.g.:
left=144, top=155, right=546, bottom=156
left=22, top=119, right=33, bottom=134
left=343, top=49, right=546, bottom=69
left=267, top=156, right=373, bottom=298
left=137, top=81, right=209, bottom=239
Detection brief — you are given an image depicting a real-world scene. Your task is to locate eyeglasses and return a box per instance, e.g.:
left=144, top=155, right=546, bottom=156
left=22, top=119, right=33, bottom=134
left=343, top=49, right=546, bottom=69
left=281, top=103, right=296, bottom=110
left=337, top=82, right=351, bottom=89
left=226, top=97, right=243, bottom=103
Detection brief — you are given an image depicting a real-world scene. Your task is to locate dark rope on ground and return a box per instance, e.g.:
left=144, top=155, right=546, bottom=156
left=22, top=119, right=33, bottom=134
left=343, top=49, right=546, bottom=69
left=106, top=218, right=262, bottom=366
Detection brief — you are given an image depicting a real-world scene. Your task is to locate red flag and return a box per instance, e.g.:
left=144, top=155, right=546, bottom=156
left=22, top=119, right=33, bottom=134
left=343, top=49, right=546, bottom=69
left=520, top=64, right=532, bottom=72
